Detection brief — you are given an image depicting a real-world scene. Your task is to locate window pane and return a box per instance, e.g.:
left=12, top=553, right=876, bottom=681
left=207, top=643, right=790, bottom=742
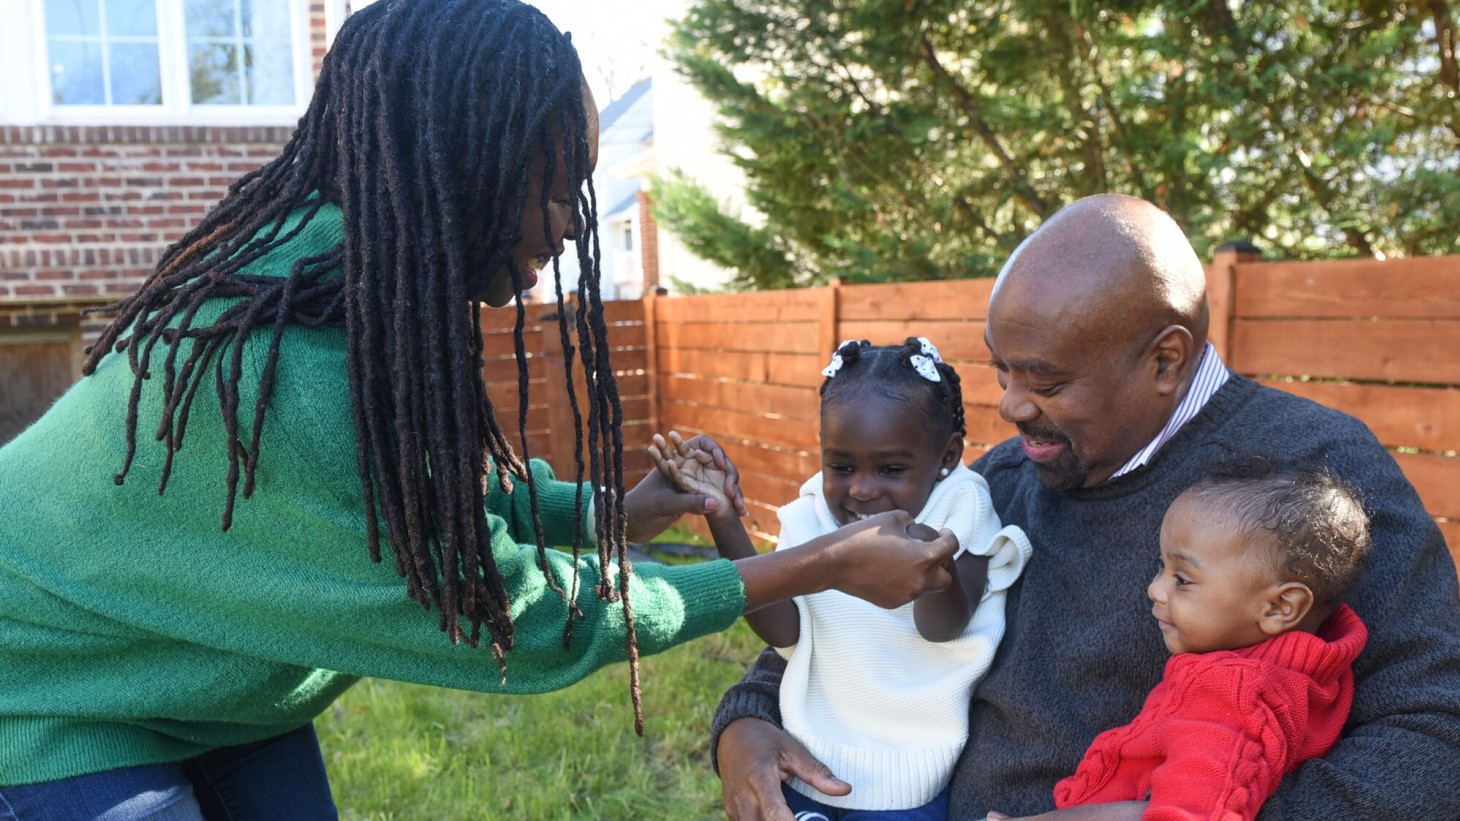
left=189, top=43, right=240, bottom=104
left=49, top=41, right=106, bottom=104
left=185, top=0, right=236, bottom=40
left=110, top=43, right=162, bottom=104
left=45, top=0, right=100, bottom=37
left=109, top=0, right=159, bottom=37
left=245, top=44, right=294, bottom=105
left=243, top=0, right=291, bottom=40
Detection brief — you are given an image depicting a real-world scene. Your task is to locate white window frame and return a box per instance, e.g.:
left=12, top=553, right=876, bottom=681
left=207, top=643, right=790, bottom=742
left=3, top=0, right=313, bottom=125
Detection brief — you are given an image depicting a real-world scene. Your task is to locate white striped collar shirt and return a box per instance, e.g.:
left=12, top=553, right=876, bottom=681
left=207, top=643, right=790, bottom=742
left=1108, top=341, right=1230, bottom=481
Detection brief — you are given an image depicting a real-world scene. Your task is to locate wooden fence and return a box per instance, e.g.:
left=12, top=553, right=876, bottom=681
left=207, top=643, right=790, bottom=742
left=480, top=253, right=1460, bottom=561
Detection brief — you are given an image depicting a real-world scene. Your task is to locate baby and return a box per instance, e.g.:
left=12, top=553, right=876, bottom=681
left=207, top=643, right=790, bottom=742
left=997, top=458, right=1371, bottom=821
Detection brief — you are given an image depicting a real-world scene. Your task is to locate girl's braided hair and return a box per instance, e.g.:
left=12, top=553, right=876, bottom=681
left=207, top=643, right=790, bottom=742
left=81, top=0, right=648, bottom=728
left=819, top=337, right=966, bottom=441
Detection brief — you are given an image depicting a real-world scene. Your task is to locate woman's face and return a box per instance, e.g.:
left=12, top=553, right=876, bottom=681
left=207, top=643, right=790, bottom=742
left=475, top=87, right=601, bottom=307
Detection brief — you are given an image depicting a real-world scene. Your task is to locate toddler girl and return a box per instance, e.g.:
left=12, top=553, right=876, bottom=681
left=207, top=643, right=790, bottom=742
left=653, top=337, right=1031, bottom=819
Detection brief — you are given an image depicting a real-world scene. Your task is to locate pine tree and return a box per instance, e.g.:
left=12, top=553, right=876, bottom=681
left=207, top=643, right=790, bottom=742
left=660, top=0, right=1460, bottom=289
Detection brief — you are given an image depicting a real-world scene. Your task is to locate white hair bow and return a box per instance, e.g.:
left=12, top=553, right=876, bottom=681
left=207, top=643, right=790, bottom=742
left=909, top=336, right=943, bottom=383
left=821, top=339, right=860, bottom=378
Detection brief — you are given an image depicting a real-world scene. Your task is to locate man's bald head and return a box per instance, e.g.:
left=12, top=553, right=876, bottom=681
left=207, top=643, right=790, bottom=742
left=984, top=194, right=1211, bottom=489
left=993, top=194, right=1208, bottom=350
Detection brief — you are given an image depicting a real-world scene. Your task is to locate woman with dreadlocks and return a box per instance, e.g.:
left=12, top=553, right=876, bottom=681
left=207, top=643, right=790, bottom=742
left=0, top=0, right=957, bottom=817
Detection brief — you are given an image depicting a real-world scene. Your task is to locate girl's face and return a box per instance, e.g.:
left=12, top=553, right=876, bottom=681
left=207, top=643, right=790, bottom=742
left=819, top=393, right=962, bottom=526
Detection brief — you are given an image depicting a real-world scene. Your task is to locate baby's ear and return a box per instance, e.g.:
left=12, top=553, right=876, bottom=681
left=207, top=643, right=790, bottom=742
left=1259, top=582, right=1315, bottom=636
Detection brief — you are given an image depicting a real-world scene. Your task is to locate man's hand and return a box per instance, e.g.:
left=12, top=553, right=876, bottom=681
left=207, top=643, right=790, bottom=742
left=718, top=718, right=849, bottom=821
left=987, top=802, right=1147, bottom=821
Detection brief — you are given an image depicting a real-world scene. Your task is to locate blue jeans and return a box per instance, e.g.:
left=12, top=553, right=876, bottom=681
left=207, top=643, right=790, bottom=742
left=783, top=783, right=950, bottom=821
left=0, top=723, right=337, bottom=820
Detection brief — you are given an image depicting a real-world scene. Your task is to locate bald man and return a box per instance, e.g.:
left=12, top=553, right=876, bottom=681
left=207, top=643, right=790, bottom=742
left=711, top=194, right=1460, bottom=820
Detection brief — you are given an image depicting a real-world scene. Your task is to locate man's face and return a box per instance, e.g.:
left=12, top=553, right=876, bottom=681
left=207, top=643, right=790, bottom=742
left=984, top=284, right=1168, bottom=490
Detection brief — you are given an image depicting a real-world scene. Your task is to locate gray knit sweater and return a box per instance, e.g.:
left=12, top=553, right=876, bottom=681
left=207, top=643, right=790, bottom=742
left=710, top=373, right=1460, bottom=818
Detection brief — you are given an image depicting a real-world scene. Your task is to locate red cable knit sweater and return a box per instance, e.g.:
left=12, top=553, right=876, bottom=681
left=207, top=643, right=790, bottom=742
left=1054, top=604, right=1368, bottom=821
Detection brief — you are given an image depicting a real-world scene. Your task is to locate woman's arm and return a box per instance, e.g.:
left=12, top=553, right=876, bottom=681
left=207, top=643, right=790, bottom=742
left=644, top=431, right=956, bottom=624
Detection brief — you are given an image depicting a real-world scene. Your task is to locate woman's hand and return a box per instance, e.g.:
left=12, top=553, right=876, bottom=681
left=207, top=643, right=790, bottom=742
left=718, top=718, right=849, bottom=821
left=624, top=432, right=746, bottom=542
left=816, top=511, right=959, bottom=608
left=736, top=511, right=958, bottom=612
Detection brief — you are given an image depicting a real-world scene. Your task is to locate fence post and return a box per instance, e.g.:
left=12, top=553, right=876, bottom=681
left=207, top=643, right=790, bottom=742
left=818, top=276, right=842, bottom=357
left=1205, top=241, right=1261, bottom=361
left=641, top=287, right=664, bottom=436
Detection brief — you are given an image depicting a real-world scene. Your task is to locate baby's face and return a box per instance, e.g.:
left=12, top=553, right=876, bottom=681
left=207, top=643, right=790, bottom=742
left=818, top=394, right=954, bottom=527
left=1147, top=493, right=1279, bottom=655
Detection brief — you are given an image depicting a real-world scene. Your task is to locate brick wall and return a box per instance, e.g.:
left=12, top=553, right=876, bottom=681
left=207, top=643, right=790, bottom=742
left=0, top=5, right=329, bottom=437
left=0, top=125, right=294, bottom=336
left=0, top=5, right=330, bottom=344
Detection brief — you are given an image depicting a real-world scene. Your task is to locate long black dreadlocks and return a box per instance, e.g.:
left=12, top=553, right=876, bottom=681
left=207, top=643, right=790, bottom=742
left=82, top=0, right=644, bottom=728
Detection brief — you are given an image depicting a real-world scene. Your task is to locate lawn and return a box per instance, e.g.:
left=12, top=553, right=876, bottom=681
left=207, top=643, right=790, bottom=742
left=315, top=536, right=766, bottom=820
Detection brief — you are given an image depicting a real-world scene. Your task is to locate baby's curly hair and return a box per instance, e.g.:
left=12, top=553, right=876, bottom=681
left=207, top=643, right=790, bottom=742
left=1182, top=457, right=1371, bottom=606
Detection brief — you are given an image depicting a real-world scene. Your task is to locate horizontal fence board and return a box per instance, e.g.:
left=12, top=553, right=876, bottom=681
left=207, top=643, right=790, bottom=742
left=732, top=447, right=821, bottom=486
left=483, top=358, right=549, bottom=383
left=834, top=320, right=990, bottom=362
left=965, top=405, right=1016, bottom=451
left=1258, top=379, right=1460, bottom=454
left=504, top=432, right=553, bottom=458
left=737, top=470, right=804, bottom=511
left=600, top=300, right=647, bottom=324
left=657, top=348, right=824, bottom=388
left=838, top=279, right=995, bottom=321
left=1439, top=521, right=1459, bottom=569
left=655, top=319, right=821, bottom=355
left=962, top=369, right=1006, bottom=406
left=658, top=375, right=821, bottom=424
left=657, top=402, right=820, bottom=452
left=742, top=499, right=782, bottom=543
left=1393, top=451, right=1460, bottom=521
left=1230, top=318, right=1460, bottom=384
left=1234, top=256, right=1460, bottom=318
left=655, top=289, right=824, bottom=324
left=600, top=323, right=649, bottom=351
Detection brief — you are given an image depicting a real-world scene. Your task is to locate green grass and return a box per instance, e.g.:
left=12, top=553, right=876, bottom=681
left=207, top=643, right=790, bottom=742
left=316, top=532, right=763, bottom=820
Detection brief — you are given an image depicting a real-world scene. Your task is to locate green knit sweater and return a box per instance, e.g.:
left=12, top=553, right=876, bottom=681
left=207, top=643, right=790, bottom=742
left=0, top=202, right=745, bottom=786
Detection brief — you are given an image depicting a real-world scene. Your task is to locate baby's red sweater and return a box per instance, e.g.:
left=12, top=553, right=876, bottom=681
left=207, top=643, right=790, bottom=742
left=1054, top=604, right=1367, bottom=821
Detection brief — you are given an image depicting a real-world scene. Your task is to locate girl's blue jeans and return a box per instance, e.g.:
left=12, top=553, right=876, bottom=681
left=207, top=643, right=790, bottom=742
left=0, top=723, right=336, bottom=820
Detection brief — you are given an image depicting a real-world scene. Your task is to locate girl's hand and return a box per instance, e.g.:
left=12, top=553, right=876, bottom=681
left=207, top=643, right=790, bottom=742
left=651, top=429, right=741, bottom=517
left=647, top=431, right=746, bottom=521
left=625, top=432, right=746, bottom=542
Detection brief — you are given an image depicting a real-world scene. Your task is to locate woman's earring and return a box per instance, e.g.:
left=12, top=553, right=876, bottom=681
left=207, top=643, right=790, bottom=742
left=939, top=467, right=950, bottom=478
